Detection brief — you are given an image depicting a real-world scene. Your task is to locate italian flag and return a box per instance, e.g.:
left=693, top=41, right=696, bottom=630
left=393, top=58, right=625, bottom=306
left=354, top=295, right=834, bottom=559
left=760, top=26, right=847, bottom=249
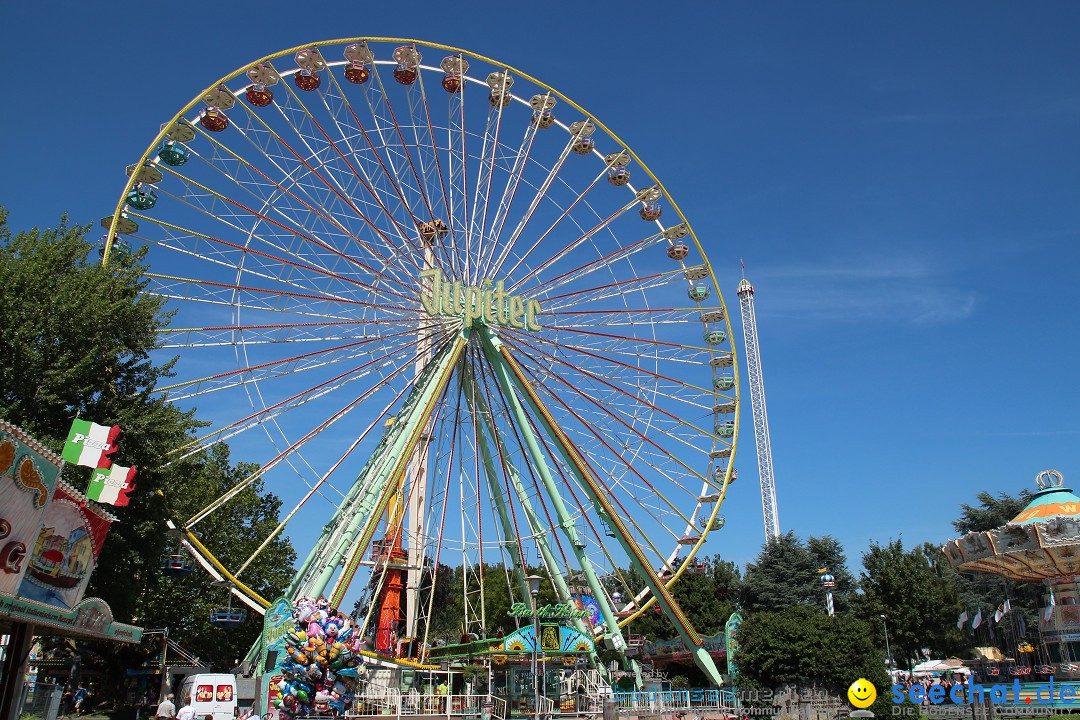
left=62, top=419, right=120, bottom=467
left=87, top=464, right=136, bottom=506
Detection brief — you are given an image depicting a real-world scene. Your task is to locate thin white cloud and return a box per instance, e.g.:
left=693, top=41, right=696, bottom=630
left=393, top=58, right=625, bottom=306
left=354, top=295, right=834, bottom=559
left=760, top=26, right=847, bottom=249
left=749, top=258, right=977, bottom=325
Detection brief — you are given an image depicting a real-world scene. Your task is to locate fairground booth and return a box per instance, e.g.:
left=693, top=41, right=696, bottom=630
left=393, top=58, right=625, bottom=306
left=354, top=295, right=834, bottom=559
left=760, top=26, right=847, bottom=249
left=0, top=421, right=142, bottom=720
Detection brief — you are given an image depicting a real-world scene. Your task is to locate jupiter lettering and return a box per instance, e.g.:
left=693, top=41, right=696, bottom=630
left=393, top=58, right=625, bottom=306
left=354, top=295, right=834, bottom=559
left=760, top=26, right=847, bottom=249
left=419, top=268, right=542, bottom=331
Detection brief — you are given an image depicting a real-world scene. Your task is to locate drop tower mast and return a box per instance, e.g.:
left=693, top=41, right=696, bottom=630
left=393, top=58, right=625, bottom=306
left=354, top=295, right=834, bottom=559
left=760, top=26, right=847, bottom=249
left=736, top=272, right=781, bottom=545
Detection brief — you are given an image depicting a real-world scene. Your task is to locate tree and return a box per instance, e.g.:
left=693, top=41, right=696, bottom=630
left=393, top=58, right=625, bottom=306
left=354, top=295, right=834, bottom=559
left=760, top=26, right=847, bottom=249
left=953, top=490, right=1034, bottom=535
left=806, top=535, right=857, bottom=614
left=0, top=212, right=295, bottom=683
left=138, top=445, right=296, bottom=670
left=858, top=539, right=966, bottom=667
left=625, top=555, right=741, bottom=642
left=736, top=606, right=893, bottom=716
left=950, top=488, right=1041, bottom=648
left=739, top=532, right=821, bottom=613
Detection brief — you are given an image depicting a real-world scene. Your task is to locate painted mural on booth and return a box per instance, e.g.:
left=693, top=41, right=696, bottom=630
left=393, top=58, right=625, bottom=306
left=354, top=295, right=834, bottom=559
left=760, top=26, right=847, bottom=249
left=19, top=482, right=113, bottom=609
left=0, top=421, right=62, bottom=596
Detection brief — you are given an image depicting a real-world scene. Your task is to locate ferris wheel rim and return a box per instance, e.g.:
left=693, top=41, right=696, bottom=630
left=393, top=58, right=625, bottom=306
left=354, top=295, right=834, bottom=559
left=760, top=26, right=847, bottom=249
left=110, top=36, right=741, bottom=634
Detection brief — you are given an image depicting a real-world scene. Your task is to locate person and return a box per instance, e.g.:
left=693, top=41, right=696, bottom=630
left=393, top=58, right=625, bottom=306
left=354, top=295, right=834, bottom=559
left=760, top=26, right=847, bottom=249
left=73, top=685, right=88, bottom=717
left=61, top=686, right=73, bottom=718
left=156, top=693, right=177, bottom=720
left=177, top=699, right=196, bottom=720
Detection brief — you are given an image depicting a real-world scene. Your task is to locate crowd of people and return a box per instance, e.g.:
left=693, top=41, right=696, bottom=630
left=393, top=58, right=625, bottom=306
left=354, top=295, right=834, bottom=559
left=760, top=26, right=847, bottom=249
left=893, top=673, right=971, bottom=703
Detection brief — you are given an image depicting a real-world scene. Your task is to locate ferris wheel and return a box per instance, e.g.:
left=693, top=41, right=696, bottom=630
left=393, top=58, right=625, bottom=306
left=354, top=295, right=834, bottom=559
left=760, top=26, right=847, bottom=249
left=103, top=37, right=738, bottom=681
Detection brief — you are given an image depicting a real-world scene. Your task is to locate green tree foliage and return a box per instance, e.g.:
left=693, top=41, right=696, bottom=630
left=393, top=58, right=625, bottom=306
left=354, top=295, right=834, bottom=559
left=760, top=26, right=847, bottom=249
left=735, top=606, right=893, bottom=716
left=953, top=490, right=1035, bottom=535
left=142, top=445, right=296, bottom=669
left=858, top=539, right=966, bottom=668
left=740, top=532, right=818, bottom=612
left=625, top=555, right=740, bottom=641
left=0, top=212, right=295, bottom=679
left=806, top=535, right=857, bottom=614
left=950, top=488, right=1041, bottom=645
left=740, top=532, right=848, bottom=613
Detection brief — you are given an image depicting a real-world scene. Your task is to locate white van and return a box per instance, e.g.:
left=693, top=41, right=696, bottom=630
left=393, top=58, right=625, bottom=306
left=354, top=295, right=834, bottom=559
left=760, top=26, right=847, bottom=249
left=179, top=673, right=237, bottom=720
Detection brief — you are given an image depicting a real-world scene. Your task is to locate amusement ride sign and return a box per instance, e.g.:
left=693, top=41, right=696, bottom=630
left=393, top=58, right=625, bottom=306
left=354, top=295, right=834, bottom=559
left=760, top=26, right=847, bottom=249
left=507, top=601, right=589, bottom=620
left=419, top=269, right=542, bottom=330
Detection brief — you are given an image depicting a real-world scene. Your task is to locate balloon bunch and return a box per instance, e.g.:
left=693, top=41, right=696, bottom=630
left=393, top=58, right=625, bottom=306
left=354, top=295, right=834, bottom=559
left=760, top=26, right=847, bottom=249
left=275, top=597, right=368, bottom=718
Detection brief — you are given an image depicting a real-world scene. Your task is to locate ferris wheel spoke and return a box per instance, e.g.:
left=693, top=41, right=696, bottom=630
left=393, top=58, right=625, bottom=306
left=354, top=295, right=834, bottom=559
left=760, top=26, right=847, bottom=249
left=501, top=332, right=717, bottom=479
left=186, top=332, right=457, bottom=529
left=518, top=227, right=672, bottom=299
left=545, top=306, right=714, bottom=329
left=410, top=64, right=463, bottom=278
left=502, top=172, right=628, bottom=291
left=510, top=399, right=702, bottom=579
left=505, top=364, right=679, bottom=576
left=158, top=323, right=431, bottom=400
left=477, top=360, right=573, bottom=562
left=267, top=60, right=419, bottom=249
left=442, top=71, right=472, bottom=281
left=520, top=369, right=708, bottom=528
left=130, top=210, right=415, bottom=307
left=465, top=78, right=514, bottom=285
left=526, top=327, right=716, bottom=400
left=351, top=59, right=446, bottom=260
left=484, top=133, right=578, bottom=281
left=540, top=325, right=715, bottom=367
left=475, top=359, right=582, bottom=575
left=143, top=271, right=419, bottom=322
left=277, top=63, right=449, bottom=278
left=144, top=166, right=416, bottom=302
left=474, top=94, right=547, bottom=283
left=232, top=382, right=415, bottom=579
left=363, top=58, right=442, bottom=222
left=156, top=318, right=418, bottom=348
left=541, top=268, right=686, bottom=310
left=220, top=71, right=427, bottom=276
left=526, top=331, right=711, bottom=383
left=172, top=126, right=414, bottom=290
left=169, top=331, right=435, bottom=458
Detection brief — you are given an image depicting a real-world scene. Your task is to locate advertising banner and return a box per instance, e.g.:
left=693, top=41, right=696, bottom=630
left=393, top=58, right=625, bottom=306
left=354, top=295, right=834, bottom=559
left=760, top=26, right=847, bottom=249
left=0, top=421, right=62, bottom=596
left=724, top=611, right=743, bottom=678
left=259, top=596, right=294, bottom=715
left=19, top=481, right=114, bottom=609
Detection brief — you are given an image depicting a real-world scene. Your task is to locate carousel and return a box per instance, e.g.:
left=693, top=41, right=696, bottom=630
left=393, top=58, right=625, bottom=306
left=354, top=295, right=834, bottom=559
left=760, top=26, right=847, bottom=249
left=944, top=470, right=1080, bottom=679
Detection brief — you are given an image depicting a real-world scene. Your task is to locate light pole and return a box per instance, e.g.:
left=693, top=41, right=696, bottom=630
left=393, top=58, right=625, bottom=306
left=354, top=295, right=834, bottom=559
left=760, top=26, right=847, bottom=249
left=880, top=614, right=894, bottom=676
left=527, top=575, right=543, bottom=720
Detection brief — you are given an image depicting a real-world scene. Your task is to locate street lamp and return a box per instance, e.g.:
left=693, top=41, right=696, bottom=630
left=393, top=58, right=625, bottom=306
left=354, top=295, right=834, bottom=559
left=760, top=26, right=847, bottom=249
left=527, top=575, right=544, bottom=720
left=881, top=614, right=894, bottom=675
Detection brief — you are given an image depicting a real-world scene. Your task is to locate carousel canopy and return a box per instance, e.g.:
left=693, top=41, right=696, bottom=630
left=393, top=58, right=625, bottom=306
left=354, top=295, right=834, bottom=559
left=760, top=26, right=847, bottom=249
left=943, top=470, right=1080, bottom=582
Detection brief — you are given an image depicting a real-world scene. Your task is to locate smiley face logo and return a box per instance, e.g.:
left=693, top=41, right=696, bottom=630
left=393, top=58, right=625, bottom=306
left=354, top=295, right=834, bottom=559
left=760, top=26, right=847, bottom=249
left=847, top=678, right=876, bottom=708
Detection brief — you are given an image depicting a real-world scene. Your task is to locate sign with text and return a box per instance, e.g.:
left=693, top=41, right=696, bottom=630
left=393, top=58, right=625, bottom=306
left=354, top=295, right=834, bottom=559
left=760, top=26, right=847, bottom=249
left=507, top=601, right=589, bottom=619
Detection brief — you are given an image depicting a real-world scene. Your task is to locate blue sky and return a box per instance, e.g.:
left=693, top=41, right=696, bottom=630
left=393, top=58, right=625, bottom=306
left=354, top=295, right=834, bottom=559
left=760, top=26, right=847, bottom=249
left=2, top=1, right=1078, bottom=578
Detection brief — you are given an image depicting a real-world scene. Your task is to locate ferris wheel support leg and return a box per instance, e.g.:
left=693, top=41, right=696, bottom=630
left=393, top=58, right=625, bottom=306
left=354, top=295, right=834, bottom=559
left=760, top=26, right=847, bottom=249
left=480, top=331, right=629, bottom=669
left=480, top=328, right=725, bottom=688
left=286, top=333, right=468, bottom=604
left=328, top=334, right=469, bottom=607
left=464, top=370, right=537, bottom=603
left=466, top=370, right=601, bottom=669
